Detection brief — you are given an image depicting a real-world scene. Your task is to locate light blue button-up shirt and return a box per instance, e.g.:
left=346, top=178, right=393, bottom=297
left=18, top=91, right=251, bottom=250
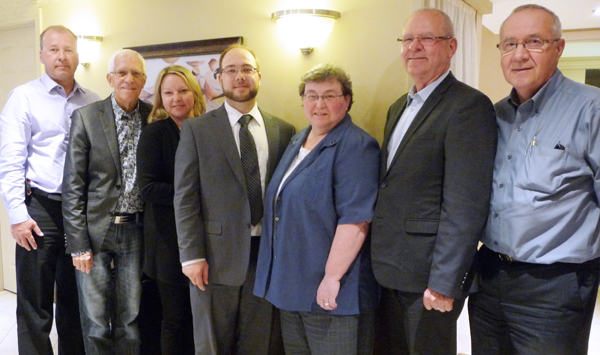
left=0, top=73, right=100, bottom=224
left=483, top=70, right=600, bottom=264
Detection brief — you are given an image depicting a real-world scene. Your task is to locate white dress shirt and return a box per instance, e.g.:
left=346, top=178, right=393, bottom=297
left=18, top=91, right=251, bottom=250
left=0, top=73, right=100, bottom=224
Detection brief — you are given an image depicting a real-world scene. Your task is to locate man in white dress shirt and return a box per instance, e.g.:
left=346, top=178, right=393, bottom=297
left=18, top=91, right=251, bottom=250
left=0, top=25, right=100, bottom=355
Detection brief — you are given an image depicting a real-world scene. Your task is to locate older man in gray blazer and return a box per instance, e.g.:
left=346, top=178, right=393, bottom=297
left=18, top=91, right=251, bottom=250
left=63, top=49, right=151, bottom=355
left=174, top=44, right=295, bottom=355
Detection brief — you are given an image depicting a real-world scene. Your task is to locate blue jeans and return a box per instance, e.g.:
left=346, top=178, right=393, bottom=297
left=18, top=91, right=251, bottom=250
left=76, top=221, right=143, bottom=355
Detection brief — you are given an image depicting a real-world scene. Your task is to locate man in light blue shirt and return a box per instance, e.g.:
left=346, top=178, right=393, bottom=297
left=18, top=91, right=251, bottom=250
left=0, top=25, right=100, bottom=355
left=468, top=5, right=600, bottom=355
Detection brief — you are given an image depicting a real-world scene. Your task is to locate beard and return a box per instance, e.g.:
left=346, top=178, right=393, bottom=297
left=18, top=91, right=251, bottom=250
left=223, top=86, right=259, bottom=103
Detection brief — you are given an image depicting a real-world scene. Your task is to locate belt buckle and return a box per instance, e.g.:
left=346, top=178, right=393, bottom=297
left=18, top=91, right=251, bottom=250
left=113, top=215, right=130, bottom=224
left=498, top=253, right=513, bottom=263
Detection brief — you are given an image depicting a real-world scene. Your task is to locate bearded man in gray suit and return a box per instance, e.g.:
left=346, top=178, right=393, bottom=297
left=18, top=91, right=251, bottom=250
left=174, top=44, right=295, bottom=355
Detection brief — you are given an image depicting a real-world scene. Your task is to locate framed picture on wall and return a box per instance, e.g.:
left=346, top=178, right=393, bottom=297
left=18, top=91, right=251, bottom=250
left=127, top=36, right=242, bottom=112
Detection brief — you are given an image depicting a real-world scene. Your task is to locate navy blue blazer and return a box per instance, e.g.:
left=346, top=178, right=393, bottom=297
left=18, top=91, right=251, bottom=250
left=253, top=114, right=380, bottom=315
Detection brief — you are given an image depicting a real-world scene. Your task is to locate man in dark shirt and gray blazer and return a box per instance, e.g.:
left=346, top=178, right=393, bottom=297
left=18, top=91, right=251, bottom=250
left=63, top=49, right=151, bottom=354
left=174, top=44, right=295, bottom=355
left=370, top=9, right=497, bottom=355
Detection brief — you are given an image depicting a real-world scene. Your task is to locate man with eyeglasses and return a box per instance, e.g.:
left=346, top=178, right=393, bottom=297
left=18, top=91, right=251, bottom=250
left=174, top=44, right=295, bottom=354
left=62, top=49, right=152, bottom=354
left=0, top=25, right=100, bottom=355
left=468, top=5, right=600, bottom=355
left=371, top=8, right=497, bottom=354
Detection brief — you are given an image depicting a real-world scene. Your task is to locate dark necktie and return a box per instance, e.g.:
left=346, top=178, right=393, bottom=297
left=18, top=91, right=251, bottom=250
left=238, top=114, right=263, bottom=226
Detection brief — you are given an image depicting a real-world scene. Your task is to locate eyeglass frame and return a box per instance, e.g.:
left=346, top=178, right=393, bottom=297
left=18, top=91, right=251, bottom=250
left=302, top=94, right=346, bottom=102
left=110, top=70, right=146, bottom=79
left=496, top=38, right=561, bottom=54
left=218, top=66, right=259, bottom=76
left=397, top=35, right=453, bottom=47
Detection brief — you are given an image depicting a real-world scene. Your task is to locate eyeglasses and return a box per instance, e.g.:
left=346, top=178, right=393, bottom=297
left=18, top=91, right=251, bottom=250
left=397, top=36, right=453, bottom=46
left=496, top=38, right=560, bottom=54
left=303, top=94, right=345, bottom=102
left=111, top=70, right=146, bottom=79
left=220, top=66, right=258, bottom=76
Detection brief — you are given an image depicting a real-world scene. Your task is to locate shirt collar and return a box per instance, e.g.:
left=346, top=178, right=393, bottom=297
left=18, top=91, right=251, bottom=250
left=40, top=72, right=85, bottom=96
left=408, top=70, right=451, bottom=104
left=508, top=69, right=563, bottom=113
left=111, top=93, right=140, bottom=118
left=224, top=101, right=264, bottom=128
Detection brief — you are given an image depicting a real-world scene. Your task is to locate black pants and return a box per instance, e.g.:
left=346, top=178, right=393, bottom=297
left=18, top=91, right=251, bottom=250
left=157, top=279, right=195, bottom=355
left=16, top=194, right=84, bottom=355
left=468, top=245, right=600, bottom=355
left=373, top=287, right=464, bottom=355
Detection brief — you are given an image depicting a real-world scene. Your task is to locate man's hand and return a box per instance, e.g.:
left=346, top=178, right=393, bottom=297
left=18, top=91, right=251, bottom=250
left=11, top=218, right=43, bottom=251
left=316, top=275, right=340, bottom=311
left=423, top=288, right=454, bottom=312
left=183, top=260, right=209, bottom=291
left=72, top=252, right=93, bottom=274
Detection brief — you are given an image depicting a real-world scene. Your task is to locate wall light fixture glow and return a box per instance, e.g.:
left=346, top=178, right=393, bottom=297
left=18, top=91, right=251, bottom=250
left=271, top=9, right=341, bottom=54
left=77, top=35, right=103, bottom=66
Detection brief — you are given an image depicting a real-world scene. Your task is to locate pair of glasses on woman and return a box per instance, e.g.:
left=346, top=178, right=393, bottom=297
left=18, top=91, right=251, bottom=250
left=302, top=94, right=345, bottom=102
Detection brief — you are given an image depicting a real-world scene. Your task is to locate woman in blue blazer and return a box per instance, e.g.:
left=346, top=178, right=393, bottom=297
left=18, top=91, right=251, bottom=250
left=254, top=64, right=380, bottom=354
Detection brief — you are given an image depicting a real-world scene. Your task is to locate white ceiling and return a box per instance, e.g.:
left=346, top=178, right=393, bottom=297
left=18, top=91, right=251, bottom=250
left=483, top=0, right=600, bottom=34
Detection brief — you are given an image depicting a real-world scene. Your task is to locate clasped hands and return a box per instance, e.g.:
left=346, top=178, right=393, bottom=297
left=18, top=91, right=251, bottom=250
left=423, top=287, right=454, bottom=313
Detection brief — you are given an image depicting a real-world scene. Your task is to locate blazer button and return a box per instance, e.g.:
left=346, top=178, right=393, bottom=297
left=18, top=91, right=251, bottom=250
left=275, top=217, right=280, bottom=221
left=380, top=183, right=387, bottom=189
left=116, top=184, right=121, bottom=190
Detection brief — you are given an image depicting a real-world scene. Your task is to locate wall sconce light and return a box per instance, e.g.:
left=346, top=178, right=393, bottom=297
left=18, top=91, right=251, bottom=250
left=271, top=9, right=341, bottom=54
left=77, top=35, right=103, bottom=67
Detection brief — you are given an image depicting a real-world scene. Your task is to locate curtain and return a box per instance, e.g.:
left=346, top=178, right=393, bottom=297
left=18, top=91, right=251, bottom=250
left=425, top=0, right=479, bottom=88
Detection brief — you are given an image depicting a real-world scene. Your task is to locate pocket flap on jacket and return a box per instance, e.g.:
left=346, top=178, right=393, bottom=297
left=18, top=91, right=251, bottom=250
left=404, top=219, right=439, bottom=235
left=205, top=220, right=222, bottom=235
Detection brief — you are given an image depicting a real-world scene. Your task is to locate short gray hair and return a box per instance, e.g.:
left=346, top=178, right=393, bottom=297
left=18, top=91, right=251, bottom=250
left=502, top=4, right=562, bottom=38
left=407, top=8, right=454, bottom=37
left=108, top=49, right=147, bottom=74
left=299, top=63, right=354, bottom=111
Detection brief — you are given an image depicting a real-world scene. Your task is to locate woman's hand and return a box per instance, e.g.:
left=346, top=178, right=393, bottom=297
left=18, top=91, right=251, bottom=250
left=316, top=275, right=340, bottom=310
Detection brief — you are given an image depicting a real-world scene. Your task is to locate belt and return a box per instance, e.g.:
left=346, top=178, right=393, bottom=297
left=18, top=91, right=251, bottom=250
left=111, top=212, right=142, bottom=224
left=30, top=188, right=62, bottom=202
left=481, top=244, right=522, bottom=264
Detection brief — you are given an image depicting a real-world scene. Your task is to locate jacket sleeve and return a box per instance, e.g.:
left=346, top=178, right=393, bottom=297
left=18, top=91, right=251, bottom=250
left=174, top=119, right=206, bottom=262
left=62, top=108, right=93, bottom=254
left=137, top=123, right=174, bottom=206
left=428, top=90, right=497, bottom=299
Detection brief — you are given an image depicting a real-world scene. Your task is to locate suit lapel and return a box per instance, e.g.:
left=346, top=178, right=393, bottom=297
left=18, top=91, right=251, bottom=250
left=385, top=73, right=456, bottom=175
left=208, top=106, right=247, bottom=188
left=99, top=97, right=122, bottom=176
left=278, top=114, right=349, bottom=194
left=381, top=95, right=409, bottom=179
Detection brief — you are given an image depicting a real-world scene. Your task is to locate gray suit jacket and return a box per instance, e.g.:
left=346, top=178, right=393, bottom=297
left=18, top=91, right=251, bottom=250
left=63, top=96, right=151, bottom=254
left=371, top=73, right=497, bottom=299
left=174, top=105, right=295, bottom=287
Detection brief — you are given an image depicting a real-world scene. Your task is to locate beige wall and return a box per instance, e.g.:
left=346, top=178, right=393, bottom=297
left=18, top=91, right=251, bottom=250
left=39, top=0, right=509, bottom=141
left=478, top=26, right=512, bottom=103
left=40, top=0, right=414, bottom=142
